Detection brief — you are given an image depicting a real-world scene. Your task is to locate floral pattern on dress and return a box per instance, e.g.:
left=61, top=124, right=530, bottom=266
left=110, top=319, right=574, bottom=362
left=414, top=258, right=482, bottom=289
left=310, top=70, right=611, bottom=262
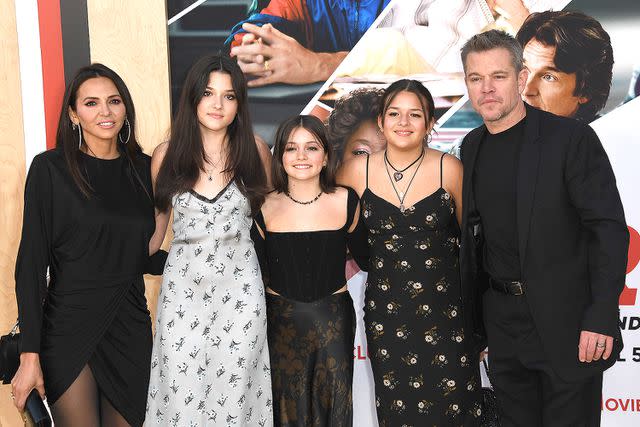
left=146, top=184, right=273, bottom=426
left=362, top=185, right=482, bottom=426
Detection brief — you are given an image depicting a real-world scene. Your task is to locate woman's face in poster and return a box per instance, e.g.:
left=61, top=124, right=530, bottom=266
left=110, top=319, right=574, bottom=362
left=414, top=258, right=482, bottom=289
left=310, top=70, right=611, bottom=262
left=342, top=119, right=386, bottom=163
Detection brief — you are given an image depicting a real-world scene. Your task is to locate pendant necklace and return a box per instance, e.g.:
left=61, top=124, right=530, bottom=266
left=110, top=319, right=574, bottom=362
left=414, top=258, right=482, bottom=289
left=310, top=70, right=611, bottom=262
left=285, top=190, right=323, bottom=205
left=384, top=148, right=425, bottom=213
left=204, top=154, right=224, bottom=181
left=385, top=149, right=423, bottom=181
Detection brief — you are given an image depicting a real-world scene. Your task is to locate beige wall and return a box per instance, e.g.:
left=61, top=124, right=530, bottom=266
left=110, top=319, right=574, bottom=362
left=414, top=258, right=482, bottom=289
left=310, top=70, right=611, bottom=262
left=0, top=2, right=27, bottom=425
left=0, top=1, right=170, bottom=425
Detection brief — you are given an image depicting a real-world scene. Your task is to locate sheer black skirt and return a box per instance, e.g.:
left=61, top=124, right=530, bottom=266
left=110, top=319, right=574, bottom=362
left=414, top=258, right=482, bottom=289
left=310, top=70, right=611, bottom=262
left=267, top=291, right=355, bottom=427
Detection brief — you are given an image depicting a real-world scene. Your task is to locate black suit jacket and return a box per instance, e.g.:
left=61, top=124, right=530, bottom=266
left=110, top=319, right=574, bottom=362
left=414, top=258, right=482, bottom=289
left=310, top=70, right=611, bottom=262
left=459, top=104, right=629, bottom=381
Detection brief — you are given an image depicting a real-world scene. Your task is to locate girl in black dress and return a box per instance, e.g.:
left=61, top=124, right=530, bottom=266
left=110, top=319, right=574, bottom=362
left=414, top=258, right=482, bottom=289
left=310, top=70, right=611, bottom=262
left=11, top=64, right=160, bottom=427
left=338, top=80, right=482, bottom=426
left=251, top=115, right=368, bottom=426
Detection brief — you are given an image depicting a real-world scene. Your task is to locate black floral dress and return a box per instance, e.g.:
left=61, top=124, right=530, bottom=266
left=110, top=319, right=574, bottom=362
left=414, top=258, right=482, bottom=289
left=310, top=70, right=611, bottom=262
left=361, top=153, right=482, bottom=426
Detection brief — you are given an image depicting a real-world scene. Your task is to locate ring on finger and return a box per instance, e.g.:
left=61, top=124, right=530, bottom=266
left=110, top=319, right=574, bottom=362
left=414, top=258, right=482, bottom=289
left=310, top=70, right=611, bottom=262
left=596, top=342, right=606, bottom=349
left=264, top=60, right=270, bottom=71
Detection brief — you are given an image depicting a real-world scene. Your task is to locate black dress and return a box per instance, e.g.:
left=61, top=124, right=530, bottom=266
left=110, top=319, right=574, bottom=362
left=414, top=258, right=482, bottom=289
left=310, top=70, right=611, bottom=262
left=251, top=187, right=368, bottom=427
left=361, top=153, right=482, bottom=426
left=15, top=148, right=156, bottom=427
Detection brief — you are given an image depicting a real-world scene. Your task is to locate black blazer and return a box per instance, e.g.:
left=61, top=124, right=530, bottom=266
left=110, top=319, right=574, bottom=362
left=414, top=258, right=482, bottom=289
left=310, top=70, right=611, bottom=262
left=459, top=104, right=629, bottom=381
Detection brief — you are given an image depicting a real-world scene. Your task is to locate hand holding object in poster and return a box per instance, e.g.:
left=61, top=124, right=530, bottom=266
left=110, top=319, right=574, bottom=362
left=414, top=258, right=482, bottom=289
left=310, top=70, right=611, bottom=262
left=230, top=23, right=347, bottom=87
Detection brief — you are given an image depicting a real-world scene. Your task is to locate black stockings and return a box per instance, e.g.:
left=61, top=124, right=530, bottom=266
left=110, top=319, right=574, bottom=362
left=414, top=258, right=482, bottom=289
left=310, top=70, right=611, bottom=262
left=51, top=364, right=131, bottom=427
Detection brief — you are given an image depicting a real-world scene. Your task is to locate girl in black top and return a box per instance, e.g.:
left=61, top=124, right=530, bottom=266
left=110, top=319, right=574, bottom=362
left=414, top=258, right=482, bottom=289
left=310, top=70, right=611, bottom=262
left=11, top=64, right=161, bottom=427
left=251, top=115, right=368, bottom=426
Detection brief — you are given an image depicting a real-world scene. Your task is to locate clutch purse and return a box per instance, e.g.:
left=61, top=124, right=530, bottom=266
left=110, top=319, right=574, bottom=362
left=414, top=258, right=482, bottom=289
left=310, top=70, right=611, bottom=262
left=0, top=322, right=52, bottom=426
left=480, top=358, right=501, bottom=427
left=0, top=321, right=20, bottom=383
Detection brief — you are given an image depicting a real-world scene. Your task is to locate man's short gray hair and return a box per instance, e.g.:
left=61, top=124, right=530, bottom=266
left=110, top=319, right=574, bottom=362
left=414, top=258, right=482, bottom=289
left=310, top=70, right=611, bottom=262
left=461, top=29, right=524, bottom=73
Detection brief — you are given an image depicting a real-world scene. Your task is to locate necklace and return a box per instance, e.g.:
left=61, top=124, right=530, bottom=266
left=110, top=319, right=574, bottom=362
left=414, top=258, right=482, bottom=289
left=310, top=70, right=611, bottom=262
left=204, top=152, right=225, bottom=181
left=384, top=149, right=423, bottom=181
left=285, top=190, right=323, bottom=205
left=384, top=148, right=425, bottom=213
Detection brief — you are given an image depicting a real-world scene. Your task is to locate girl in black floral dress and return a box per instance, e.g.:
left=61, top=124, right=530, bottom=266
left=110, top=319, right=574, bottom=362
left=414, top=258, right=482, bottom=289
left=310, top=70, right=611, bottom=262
left=338, top=80, right=482, bottom=426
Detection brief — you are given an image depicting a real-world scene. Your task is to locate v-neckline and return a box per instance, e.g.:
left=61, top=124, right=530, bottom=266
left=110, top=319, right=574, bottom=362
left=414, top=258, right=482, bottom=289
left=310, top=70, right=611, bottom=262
left=189, top=180, right=233, bottom=204
left=363, top=187, right=446, bottom=212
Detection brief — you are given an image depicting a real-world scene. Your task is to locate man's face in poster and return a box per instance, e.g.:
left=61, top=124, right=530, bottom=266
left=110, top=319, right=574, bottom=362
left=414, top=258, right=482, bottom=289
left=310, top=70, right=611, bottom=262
left=521, top=39, right=588, bottom=118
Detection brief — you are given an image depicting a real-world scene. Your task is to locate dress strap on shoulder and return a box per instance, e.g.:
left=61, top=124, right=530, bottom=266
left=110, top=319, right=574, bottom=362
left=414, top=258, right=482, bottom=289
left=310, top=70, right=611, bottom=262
left=344, top=187, right=359, bottom=230
left=254, top=210, right=267, bottom=235
left=365, top=154, right=370, bottom=189
left=439, top=151, right=446, bottom=188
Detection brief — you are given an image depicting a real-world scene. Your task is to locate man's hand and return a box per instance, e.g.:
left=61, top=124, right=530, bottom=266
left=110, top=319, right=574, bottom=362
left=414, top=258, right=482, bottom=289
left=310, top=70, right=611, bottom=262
left=578, top=330, right=614, bottom=363
left=230, top=23, right=346, bottom=87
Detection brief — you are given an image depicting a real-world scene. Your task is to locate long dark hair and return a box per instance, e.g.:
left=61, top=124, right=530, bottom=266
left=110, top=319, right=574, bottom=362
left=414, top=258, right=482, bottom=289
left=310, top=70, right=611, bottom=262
left=154, top=54, right=266, bottom=214
left=58, top=63, right=147, bottom=198
left=271, top=115, right=336, bottom=194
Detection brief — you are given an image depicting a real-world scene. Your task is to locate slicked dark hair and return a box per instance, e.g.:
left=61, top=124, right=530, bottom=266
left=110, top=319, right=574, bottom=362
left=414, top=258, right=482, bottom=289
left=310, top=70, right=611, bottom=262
left=57, top=63, right=148, bottom=199
left=327, top=87, right=385, bottom=161
left=516, top=10, right=614, bottom=121
left=380, top=79, right=435, bottom=129
left=461, top=29, right=524, bottom=73
left=154, top=54, right=267, bottom=214
left=271, top=115, right=336, bottom=194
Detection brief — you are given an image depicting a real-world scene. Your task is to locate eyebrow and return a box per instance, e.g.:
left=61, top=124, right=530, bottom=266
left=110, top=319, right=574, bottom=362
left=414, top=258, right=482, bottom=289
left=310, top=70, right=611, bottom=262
left=387, top=106, right=423, bottom=111
left=524, top=62, right=561, bottom=73
left=81, top=94, right=121, bottom=101
left=286, top=140, right=320, bottom=145
left=205, top=86, right=235, bottom=93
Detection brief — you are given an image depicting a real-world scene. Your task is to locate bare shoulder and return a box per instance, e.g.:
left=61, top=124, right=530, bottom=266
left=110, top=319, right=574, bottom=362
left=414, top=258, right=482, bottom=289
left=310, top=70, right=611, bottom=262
left=261, top=191, right=284, bottom=219
left=331, top=185, right=349, bottom=204
left=441, top=152, right=462, bottom=174
left=151, top=141, right=169, bottom=172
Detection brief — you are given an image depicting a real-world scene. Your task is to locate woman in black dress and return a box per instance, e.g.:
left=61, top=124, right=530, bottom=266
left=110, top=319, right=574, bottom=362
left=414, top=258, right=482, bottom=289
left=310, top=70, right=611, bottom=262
left=251, top=115, right=368, bottom=426
left=338, top=80, right=482, bottom=426
left=11, top=64, right=160, bottom=426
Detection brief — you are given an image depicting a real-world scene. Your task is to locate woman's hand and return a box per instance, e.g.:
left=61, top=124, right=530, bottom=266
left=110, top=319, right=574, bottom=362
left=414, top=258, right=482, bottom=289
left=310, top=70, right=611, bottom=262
left=11, top=352, right=45, bottom=411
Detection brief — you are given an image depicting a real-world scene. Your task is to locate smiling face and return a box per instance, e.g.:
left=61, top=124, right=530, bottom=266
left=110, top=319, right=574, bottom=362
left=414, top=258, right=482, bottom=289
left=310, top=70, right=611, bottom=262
left=342, top=119, right=386, bottom=163
left=522, top=39, right=588, bottom=118
left=196, top=71, right=238, bottom=134
left=464, top=47, right=528, bottom=130
left=282, top=126, right=327, bottom=183
left=378, top=91, right=431, bottom=150
left=68, top=76, right=126, bottom=146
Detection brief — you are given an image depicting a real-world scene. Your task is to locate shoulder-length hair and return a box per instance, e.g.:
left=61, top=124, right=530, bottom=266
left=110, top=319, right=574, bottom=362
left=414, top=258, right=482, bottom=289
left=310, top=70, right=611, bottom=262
left=154, top=54, right=267, bottom=214
left=57, top=63, right=147, bottom=198
left=271, top=115, right=336, bottom=194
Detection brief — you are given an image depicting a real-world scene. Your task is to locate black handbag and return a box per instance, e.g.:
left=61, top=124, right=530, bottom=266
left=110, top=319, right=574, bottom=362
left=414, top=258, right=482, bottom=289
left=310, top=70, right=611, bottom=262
left=0, top=321, right=20, bottom=383
left=0, top=322, right=52, bottom=426
left=480, top=358, right=501, bottom=427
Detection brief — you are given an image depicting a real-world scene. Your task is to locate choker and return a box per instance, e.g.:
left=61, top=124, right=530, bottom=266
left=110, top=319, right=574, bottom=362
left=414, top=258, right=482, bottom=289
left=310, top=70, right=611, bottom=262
left=285, top=190, right=323, bottom=205
left=384, top=149, right=423, bottom=181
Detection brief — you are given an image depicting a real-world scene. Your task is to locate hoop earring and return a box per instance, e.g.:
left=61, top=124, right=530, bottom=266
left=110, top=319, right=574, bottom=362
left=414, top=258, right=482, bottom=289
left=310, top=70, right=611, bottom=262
left=119, top=117, right=131, bottom=144
left=73, top=123, right=83, bottom=149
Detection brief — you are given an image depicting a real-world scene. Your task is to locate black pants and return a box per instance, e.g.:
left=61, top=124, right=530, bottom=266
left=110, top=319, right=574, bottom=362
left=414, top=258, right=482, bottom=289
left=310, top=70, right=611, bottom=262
left=483, top=288, right=602, bottom=427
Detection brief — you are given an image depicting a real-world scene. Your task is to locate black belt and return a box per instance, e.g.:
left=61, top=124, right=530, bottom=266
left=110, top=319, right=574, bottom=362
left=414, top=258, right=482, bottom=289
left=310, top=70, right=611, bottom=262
left=489, top=277, right=525, bottom=296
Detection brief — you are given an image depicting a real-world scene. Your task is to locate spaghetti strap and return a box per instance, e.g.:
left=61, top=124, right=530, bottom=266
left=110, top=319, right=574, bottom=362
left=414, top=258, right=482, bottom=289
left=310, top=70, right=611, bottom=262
left=439, top=152, right=446, bottom=188
left=365, top=154, right=370, bottom=189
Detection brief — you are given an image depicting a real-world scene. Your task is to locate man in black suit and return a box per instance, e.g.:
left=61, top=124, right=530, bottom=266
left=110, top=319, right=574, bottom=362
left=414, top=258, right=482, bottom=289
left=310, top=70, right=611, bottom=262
left=458, top=30, right=628, bottom=426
